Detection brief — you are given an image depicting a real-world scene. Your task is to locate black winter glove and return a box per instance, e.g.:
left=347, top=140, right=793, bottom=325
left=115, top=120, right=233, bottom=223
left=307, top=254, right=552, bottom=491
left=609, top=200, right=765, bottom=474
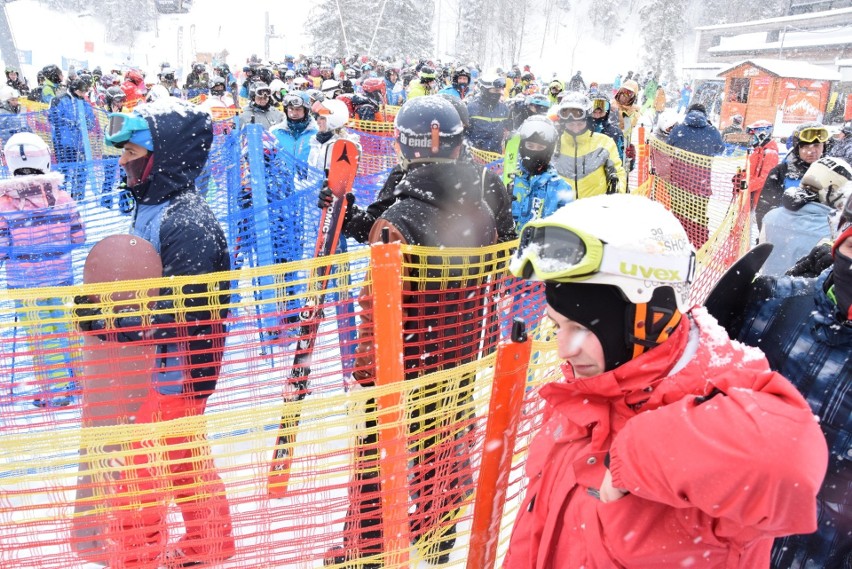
left=318, top=184, right=356, bottom=215
left=786, top=243, right=833, bottom=278
left=73, top=295, right=145, bottom=341
left=73, top=295, right=104, bottom=333
left=317, top=182, right=334, bottom=209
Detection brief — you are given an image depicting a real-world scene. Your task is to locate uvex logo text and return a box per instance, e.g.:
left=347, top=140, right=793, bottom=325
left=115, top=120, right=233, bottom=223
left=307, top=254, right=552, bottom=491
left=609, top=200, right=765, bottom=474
left=619, top=262, right=681, bottom=281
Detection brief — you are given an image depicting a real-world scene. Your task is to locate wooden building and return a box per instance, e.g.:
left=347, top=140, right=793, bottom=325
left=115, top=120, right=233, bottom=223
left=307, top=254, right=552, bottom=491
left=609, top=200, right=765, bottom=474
left=717, top=59, right=841, bottom=135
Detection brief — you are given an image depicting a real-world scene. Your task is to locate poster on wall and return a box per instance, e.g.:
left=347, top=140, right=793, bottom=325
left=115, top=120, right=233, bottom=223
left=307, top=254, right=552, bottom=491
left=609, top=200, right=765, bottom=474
left=782, top=90, right=822, bottom=124
left=751, top=76, right=772, bottom=101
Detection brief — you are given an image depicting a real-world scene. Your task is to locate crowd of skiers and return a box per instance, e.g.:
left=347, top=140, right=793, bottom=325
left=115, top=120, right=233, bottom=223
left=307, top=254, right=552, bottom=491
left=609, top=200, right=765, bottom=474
left=1, top=51, right=851, bottom=569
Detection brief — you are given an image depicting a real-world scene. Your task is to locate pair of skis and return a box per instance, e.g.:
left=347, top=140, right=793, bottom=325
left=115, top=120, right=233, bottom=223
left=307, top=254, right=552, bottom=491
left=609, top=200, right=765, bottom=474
left=268, top=139, right=359, bottom=496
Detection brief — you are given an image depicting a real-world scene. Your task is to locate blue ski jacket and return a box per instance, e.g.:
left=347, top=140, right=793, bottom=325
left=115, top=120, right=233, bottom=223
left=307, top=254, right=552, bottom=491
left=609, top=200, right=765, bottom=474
left=511, top=163, right=575, bottom=230
left=466, top=95, right=509, bottom=153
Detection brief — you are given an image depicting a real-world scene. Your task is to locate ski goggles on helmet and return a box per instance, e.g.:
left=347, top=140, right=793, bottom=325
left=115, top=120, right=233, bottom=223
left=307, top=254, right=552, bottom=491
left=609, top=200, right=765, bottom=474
left=557, top=107, right=587, bottom=121
left=591, top=98, right=609, bottom=112
left=283, top=94, right=306, bottom=108
left=512, top=222, right=604, bottom=281
left=615, top=89, right=636, bottom=103
left=255, top=87, right=272, bottom=98
left=105, top=113, right=150, bottom=148
left=511, top=217, right=695, bottom=285
left=797, top=126, right=830, bottom=144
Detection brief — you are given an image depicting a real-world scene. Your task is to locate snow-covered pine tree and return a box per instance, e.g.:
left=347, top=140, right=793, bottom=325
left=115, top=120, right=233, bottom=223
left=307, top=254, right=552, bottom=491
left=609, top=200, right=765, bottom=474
left=307, top=0, right=433, bottom=59
left=638, top=0, right=686, bottom=82
left=588, top=0, right=622, bottom=44
left=306, top=0, right=379, bottom=56
left=368, top=0, right=434, bottom=59
left=456, top=0, right=487, bottom=63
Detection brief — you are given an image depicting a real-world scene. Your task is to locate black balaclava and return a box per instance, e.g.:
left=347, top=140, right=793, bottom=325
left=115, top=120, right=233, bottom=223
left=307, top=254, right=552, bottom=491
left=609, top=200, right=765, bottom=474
left=545, top=282, right=633, bottom=371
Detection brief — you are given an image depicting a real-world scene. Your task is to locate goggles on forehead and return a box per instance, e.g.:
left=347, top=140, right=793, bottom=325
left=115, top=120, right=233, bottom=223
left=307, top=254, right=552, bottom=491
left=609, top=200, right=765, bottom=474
left=105, top=113, right=149, bottom=147
left=797, top=127, right=829, bottom=144
left=283, top=94, right=306, bottom=108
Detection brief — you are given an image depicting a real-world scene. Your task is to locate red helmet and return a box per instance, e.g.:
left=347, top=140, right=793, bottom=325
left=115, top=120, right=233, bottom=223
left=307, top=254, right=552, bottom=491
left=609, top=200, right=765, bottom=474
left=362, top=77, right=386, bottom=94
left=126, top=69, right=144, bottom=85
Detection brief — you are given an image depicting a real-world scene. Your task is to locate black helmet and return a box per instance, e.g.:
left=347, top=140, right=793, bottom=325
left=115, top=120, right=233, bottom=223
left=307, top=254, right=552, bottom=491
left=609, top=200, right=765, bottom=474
left=419, top=66, right=436, bottom=81
left=394, top=95, right=464, bottom=167
left=192, top=62, right=205, bottom=74
left=257, top=67, right=275, bottom=85
left=517, top=115, right=558, bottom=174
left=437, top=92, right=470, bottom=130
left=452, top=66, right=471, bottom=87
left=42, top=64, right=62, bottom=84
left=69, top=73, right=93, bottom=94
left=105, top=85, right=126, bottom=108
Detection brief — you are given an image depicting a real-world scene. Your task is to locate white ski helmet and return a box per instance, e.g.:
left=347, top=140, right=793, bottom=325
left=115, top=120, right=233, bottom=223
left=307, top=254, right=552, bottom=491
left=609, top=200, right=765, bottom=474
left=801, top=156, right=852, bottom=208
left=0, top=85, right=19, bottom=103
left=145, top=84, right=170, bottom=103
left=3, top=132, right=52, bottom=175
left=555, top=92, right=592, bottom=121
left=510, top=194, right=696, bottom=311
left=312, top=98, right=350, bottom=131
left=320, top=79, right=341, bottom=95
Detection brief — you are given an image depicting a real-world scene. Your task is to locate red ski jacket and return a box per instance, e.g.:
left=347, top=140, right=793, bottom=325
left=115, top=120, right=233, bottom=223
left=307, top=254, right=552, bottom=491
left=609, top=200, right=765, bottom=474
left=503, top=308, right=827, bottom=569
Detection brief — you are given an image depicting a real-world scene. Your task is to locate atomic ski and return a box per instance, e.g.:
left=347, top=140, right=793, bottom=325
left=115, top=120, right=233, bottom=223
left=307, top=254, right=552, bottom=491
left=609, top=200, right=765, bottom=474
left=268, top=138, right=359, bottom=496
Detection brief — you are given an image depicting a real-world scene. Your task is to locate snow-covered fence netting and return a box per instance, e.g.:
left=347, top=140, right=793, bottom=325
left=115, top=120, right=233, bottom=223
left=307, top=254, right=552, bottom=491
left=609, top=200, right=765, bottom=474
left=0, top=239, right=562, bottom=568
left=635, top=136, right=753, bottom=306
left=0, top=104, right=755, bottom=567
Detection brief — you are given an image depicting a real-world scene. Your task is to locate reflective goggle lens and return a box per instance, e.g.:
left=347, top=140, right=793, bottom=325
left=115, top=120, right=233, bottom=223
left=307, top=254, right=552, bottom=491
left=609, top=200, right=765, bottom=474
left=256, top=89, right=271, bottom=97
left=514, top=224, right=601, bottom=280
left=592, top=99, right=608, bottom=111
left=105, top=113, right=149, bottom=148
left=798, top=127, right=829, bottom=144
left=558, top=107, right=586, bottom=121
left=283, top=95, right=305, bottom=108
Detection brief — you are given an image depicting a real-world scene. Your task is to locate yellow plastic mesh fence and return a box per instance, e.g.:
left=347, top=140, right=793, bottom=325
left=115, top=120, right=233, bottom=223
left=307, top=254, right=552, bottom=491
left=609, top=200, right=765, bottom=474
left=636, top=137, right=753, bottom=305
left=0, top=112, right=754, bottom=568
left=0, top=241, right=561, bottom=568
